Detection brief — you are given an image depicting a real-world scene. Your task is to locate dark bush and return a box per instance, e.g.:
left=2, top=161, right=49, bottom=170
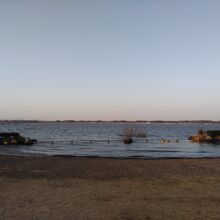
left=207, top=130, right=220, bottom=137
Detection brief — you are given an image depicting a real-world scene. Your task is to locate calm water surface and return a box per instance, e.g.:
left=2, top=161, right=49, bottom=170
left=1, top=122, right=220, bottom=158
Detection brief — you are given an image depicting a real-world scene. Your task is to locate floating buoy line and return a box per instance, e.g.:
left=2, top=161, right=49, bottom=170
left=36, top=138, right=181, bottom=145
left=0, top=131, right=182, bottom=145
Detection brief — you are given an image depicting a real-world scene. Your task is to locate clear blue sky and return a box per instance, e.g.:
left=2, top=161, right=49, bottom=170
left=0, top=0, right=220, bottom=120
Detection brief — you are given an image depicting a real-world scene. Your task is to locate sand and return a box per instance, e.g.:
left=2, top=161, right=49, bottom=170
left=1, top=155, right=220, bottom=220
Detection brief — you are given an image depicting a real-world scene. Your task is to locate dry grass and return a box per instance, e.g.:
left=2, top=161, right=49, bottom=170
left=1, top=156, right=220, bottom=220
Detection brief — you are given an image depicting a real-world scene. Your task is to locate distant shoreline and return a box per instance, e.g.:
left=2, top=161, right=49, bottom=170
left=0, top=120, right=220, bottom=124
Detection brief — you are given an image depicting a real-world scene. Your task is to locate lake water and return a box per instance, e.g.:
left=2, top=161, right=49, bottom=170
left=1, top=122, right=220, bottom=158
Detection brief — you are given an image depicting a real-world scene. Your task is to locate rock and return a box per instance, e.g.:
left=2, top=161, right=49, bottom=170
left=123, top=137, right=133, bottom=144
left=189, top=130, right=220, bottom=143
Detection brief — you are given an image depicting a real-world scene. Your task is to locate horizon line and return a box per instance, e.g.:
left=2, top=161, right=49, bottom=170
left=0, top=119, right=220, bottom=123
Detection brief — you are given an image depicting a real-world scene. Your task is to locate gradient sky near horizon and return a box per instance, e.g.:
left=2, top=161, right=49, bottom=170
left=1, top=0, right=220, bottom=120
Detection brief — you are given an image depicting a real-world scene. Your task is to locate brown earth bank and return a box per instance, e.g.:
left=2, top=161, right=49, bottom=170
left=1, top=156, right=220, bottom=220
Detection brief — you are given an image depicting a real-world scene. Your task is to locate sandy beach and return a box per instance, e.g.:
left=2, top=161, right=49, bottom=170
left=1, top=156, right=220, bottom=220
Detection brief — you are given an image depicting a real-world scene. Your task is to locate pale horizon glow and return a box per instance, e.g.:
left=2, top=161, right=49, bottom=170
left=1, top=0, right=220, bottom=121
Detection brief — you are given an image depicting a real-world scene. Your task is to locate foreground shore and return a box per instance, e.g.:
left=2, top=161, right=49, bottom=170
left=1, top=156, right=220, bottom=219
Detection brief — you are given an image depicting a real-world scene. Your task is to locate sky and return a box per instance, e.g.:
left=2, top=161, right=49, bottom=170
left=0, top=0, right=220, bottom=121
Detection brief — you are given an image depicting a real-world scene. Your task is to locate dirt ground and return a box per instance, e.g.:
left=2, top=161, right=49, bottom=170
left=1, top=156, right=220, bottom=220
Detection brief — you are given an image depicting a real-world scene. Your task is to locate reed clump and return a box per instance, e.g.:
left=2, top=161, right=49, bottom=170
left=121, top=127, right=147, bottom=144
left=122, top=128, right=147, bottom=138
